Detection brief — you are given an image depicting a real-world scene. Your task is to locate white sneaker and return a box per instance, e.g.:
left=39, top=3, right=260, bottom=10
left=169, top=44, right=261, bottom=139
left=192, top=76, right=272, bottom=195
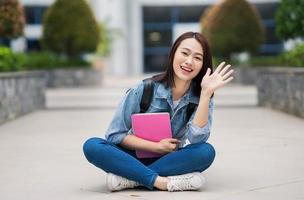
left=167, top=172, right=206, bottom=192
left=106, top=173, right=140, bottom=191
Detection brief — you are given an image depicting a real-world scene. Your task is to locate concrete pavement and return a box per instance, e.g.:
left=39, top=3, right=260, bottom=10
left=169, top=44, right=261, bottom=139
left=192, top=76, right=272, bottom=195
left=0, top=75, right=303, bottom=200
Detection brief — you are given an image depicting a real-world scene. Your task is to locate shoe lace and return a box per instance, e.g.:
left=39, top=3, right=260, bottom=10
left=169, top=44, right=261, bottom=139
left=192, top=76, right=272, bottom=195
left=168, top=175, right=194, bottom=191
left=119, top=178, right=133, bottom=188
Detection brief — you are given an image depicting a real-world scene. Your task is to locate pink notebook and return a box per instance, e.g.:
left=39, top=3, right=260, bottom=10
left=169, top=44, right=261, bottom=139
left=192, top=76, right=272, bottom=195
left=131, top=112, right=172, bottom=158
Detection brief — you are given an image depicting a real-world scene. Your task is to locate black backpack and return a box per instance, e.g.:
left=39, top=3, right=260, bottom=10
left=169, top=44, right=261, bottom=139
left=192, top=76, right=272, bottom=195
left=139, top=78, right=196, bottom=121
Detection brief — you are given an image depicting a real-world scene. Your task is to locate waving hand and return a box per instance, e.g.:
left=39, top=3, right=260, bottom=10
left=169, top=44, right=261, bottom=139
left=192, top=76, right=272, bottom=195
left=201, top=62, right=234, bottom=95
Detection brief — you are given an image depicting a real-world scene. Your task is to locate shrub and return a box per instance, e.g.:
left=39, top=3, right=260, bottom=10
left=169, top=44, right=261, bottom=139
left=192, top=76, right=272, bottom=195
left=213, top=56, right=243, bottom=67
left=0, top=48, right=90, bottom=72
left=275, top=0, right=304, bottom=40
left=248, top=56, right=287, bottom=67
left=201, top=0, right=264, bottom=59
left=282, top=44, right=304, bottom=67
left=0, top=46, right=25, bottom=72
left=23, top=51, right=90, bottom=70
left=42, top=0, right=99, bottom=58
left=243, top=44, right=304, bottom=68
left=0, top=0, right=25, bottom=39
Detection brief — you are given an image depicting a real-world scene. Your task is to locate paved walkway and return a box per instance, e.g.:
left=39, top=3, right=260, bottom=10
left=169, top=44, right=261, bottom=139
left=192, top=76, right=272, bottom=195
left=0, top=75, right=303, bottom=200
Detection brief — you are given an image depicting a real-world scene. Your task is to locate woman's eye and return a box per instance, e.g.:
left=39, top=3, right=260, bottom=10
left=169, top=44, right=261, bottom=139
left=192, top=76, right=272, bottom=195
left=181, top=52, right=188, bottom=56
left=195, top=57, right=202, bottom=61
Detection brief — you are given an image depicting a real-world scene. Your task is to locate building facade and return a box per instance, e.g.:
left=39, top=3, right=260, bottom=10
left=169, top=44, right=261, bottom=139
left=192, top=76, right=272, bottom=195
left=91, top=0, right=281, bottom=75
left=18, top=0, right=281, bottom=75
left=17, top=0, right=53, bottom=51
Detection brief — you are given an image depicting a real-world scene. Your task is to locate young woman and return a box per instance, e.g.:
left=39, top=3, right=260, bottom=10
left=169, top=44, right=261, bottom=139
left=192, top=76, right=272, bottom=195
left=83, top=32, right=234, bottom=192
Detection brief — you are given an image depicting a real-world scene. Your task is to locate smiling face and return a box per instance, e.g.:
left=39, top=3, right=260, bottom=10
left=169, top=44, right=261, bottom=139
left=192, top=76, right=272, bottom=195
left=172, top=38, right=204, bottom=84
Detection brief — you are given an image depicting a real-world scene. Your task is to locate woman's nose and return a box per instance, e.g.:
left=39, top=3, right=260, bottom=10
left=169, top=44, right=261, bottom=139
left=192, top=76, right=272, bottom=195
left=185, top=56, right=193, bottom=66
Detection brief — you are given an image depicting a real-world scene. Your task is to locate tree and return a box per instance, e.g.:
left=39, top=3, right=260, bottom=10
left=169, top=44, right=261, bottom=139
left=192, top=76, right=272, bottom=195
left=0, top=0, right=25, bottom=40
left=42, top=0, right=99, bottom=58
left=201, top=0, right=264, bottom=59
left=275, top=0, right=304, bottom=40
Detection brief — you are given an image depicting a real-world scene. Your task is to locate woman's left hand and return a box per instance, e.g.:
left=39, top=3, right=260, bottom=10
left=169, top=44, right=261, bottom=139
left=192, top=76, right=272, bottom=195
left=201, top=61, right=234, bottom=96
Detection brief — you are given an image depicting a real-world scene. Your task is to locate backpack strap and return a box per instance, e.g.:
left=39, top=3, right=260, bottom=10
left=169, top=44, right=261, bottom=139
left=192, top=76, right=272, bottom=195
left=137, top=77, right=196, bottom=120
left=186, top=103, right=197, bottom=121
left=140, top=78, right=154, bottom=113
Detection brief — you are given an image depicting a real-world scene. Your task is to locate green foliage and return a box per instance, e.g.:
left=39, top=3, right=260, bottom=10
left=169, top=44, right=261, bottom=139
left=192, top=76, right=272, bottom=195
left=238, top=45, right=304, bottom=67
left=247, top=56, right=287, bottom=67
left=201, top=0, right=265, bottom=59
left=212, top=57, right=221, bottom=68
left=275, top=0, right=304, bottom=40
left=0, top=47, right=90, bottom=72
left=282, top=44, right=304, bottom=67
left=0, top=0, right=25, bottom=38
left=0, top=46, right=25, bottom=72
left=213, top=56, right=242, bottom=67
left=23, top=51, right=90, bottom=70
left=42, top=0, right=99, bottom=58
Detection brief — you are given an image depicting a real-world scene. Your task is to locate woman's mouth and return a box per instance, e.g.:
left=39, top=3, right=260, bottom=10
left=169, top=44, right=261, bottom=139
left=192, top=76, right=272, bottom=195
left=180, top=66, right=193, bottom=73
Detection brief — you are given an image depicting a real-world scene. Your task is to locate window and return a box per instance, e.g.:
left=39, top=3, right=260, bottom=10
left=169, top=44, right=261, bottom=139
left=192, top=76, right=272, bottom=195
left=178, top=6, right=208, bottom=22
left=26, top=39, right=41, bottom=51
left=25, top=6, right=48, bottom=24
left=144, top=30, right=172, bottom=47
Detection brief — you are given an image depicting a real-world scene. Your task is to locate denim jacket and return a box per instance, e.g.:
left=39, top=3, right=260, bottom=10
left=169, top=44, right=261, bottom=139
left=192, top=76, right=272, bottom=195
left=105, top=80, right=214, bottom=147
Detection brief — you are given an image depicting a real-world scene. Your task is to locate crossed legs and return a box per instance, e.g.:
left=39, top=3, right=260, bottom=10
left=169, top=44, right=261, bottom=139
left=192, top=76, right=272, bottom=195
left=83, top=137, right=215, bottom=190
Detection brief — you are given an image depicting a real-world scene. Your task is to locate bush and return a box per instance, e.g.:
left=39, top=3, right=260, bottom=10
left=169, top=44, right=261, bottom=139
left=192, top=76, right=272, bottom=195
left=213, top=56, right=243, bottom=67
left=0, top=0, right=25, bottom=39
left=243, top=45, right=304, bottom=67
left=0, top=48, right=90, bottom=72
left=282, top=44, right=304, bottom=67
left=0, top=46, right=25, bottom=72
left=275, top=0, right=304, bottom=40
left=248, top=56, right=287, bottom=67
left=42, top=0, right=99, bottom=58
left=23, top=51, right=90, bottom=70
left=201, top=0, right=264, bottom=59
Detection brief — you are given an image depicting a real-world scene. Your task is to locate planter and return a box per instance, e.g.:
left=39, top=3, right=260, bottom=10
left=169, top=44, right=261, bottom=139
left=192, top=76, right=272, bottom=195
left=256, top=67, right=304, bottom=118
left=0, top=68, right=103, bottom=124
left=45, top=68, right=103, bottom=88
left=0, top=71, right=46, bottom=124
left=233, top=67, right=260, bottom=85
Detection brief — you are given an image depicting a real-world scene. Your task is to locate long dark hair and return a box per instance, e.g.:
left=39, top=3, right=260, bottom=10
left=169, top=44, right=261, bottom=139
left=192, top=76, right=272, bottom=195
left=152, top=32, right=213, bottom=98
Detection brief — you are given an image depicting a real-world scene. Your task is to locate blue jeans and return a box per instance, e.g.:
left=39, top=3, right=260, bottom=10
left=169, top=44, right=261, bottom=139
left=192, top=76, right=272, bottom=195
left=83, top=137, right=216, bottom=190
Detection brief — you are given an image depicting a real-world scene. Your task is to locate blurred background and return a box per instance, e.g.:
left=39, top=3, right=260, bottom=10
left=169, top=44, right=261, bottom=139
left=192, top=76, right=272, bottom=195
left=1, top=0, right=304, bottom=121
left=1, top=0, right=303, bottom=75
